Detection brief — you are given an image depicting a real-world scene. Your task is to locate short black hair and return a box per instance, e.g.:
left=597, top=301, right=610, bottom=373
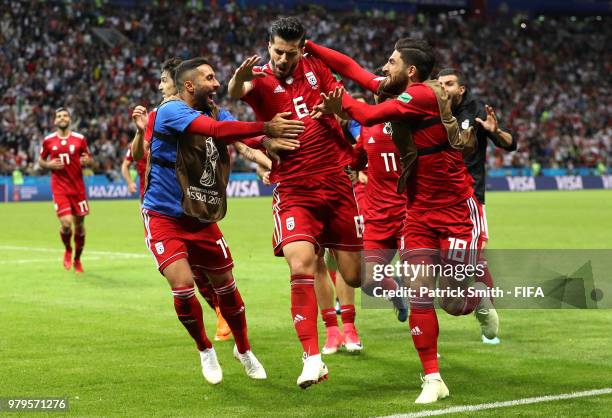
left=161, top=57, right=183, bottom=81
left=55, top=107, right=70, bottom=115
left=394, top=38, right=435, bottom=82
left=437, top=68, right=467, bottom=87
left=269, top=17, right=306, bottom=46
left=174, top=57, right=212, bottom=93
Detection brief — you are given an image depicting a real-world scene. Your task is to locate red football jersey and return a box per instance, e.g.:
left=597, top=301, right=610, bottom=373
left=242, top=55, right=353, bottom=183
left=303, top=41, right=473, bottom=210
left=342, top=83, right=474, bottom=210
left=40, top=131, right=89, bottom=196
left=143, top=109, right=157, bottom=143
left=353, top=122, right=406, bottom=223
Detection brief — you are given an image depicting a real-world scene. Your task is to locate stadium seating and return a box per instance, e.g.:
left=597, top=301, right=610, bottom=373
left=0, top=1, right=610, bottom=176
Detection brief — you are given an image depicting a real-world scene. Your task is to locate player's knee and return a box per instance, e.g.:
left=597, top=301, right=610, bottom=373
left=59, top=218, right=71, bottom=231
left=341, top=271, right=361, bottom=288
left=162, top=259, right=195, bottom=288
left=287, top=256, right=317, bottom=276
left=207, top=269, right=234, bottom=286
left=439, top=296, right=464, bottom=316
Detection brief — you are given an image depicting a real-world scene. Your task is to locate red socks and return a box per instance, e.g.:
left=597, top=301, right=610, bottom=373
left=409, top=307, right=439, bottom=375
left=172, top=286, right=212, bottom=351
left=212, top=278, right=250, bottom=353
left=193, top=273, right=217, bottom=310
left=321, top=307, right=338, bottom=328
left=291, top=274, right=319, bottom=356
left=340, top=304, right=356, bottom=326
left=60, top=229, right=72, bottom=251
left=74, top=232, right=85, bottom=261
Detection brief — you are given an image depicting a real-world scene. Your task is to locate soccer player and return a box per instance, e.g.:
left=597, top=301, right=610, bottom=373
left=349, top=114, right=409, bottom=322
left=139, top=57, right=304, bottom=384
left=306, top=38, right=486, bottom=403
left=39, top=107, right=93, bottom=273
left=228, top=17, right=363, bottom=388
left=438, top=68, right=516, bottom=343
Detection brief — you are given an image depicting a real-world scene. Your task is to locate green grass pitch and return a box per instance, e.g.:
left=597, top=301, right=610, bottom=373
left=1, top=190, right=611, bottom=417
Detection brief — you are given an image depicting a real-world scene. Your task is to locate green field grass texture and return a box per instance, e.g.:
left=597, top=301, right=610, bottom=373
left=0, top=190, right=611, bottom=417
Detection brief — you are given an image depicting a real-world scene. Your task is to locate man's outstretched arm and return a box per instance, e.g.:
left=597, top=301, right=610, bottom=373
left=313, top=87, right=410, bottom=126
left=305, top=40, right=382, bottom=93
left=186, top=112, right=304, bottom=143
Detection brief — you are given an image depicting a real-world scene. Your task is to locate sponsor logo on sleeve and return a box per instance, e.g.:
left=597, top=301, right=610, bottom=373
left=397, top=92, right=412, bottom=103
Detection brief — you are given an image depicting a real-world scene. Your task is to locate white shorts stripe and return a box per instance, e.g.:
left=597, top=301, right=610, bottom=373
left=466, top=197, right=480, bottom=266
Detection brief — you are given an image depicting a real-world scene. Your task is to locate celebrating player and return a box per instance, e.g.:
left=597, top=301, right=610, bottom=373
left=438, top=68, right=516, bottom=344
left=307, top=38, right=488, bottom=403
left=228, top=17, right=363, bottom=388
left=124, top=58, right=184, bottom=201
left=140, top=57, right=304, bottom=384
left=39, top=107, right=93, bottom=273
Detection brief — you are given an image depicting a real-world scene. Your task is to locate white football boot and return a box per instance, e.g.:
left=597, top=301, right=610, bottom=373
left=414, top=374, right=449, bottom=404
left=296, top=353, right=328, bottom=389
left=199, top=347, right=223, bottom=384
left=233, top=345, right=267, bottom=380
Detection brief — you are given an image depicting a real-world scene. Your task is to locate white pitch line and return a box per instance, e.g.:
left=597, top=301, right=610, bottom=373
left=378, top=388, right=612, bottom=418
left=0, top=245, right=148, bottom=258
left=0, top=256, right=103, bottom=265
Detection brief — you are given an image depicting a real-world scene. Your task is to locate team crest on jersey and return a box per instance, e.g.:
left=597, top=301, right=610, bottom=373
left=305, top=71, right=318, bottom=89
left=69, top=144, right=75, bottom=154
left=155, top=242, right=165, bottom=255
left=286, top=216, right=295, bottom=231
left=461, top=119, right=470, bottom=130
left=383, top=122, right=393, bottom=135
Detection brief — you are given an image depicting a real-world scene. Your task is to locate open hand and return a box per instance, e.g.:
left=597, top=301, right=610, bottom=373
left=310, top=87, right=345, bottom=119
left=475, top=105, right=499, bottom=133
left=264, top=112, right=305, bottom=139
left=234, top=55, right=266, bottom=83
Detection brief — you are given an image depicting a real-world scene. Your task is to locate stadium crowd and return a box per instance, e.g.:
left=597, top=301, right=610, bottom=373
left=0, top=1, right=610, bottom=177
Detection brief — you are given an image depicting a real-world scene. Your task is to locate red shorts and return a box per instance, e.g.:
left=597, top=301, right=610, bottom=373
left=400, top=195, right=484, bottom=266
left=53, top=192, right=89, bottom=217
left=272, top=171, right=363, bottom=256
left=353, top=181, right=366, bottom=213
left=363, top=217, right=404, bottom=264
left=141, top=209, right=234, bottom=273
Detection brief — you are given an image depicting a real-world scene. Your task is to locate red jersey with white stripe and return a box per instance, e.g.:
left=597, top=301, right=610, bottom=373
left=304, top=41, right=474, bottom=210
left=343, top=84, right=473, bottom=210
left=242, top=55, right=353, bottom=183
left=40, top=131, right=89, bottom=196
left=353, top=122, right=405, bottom=223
